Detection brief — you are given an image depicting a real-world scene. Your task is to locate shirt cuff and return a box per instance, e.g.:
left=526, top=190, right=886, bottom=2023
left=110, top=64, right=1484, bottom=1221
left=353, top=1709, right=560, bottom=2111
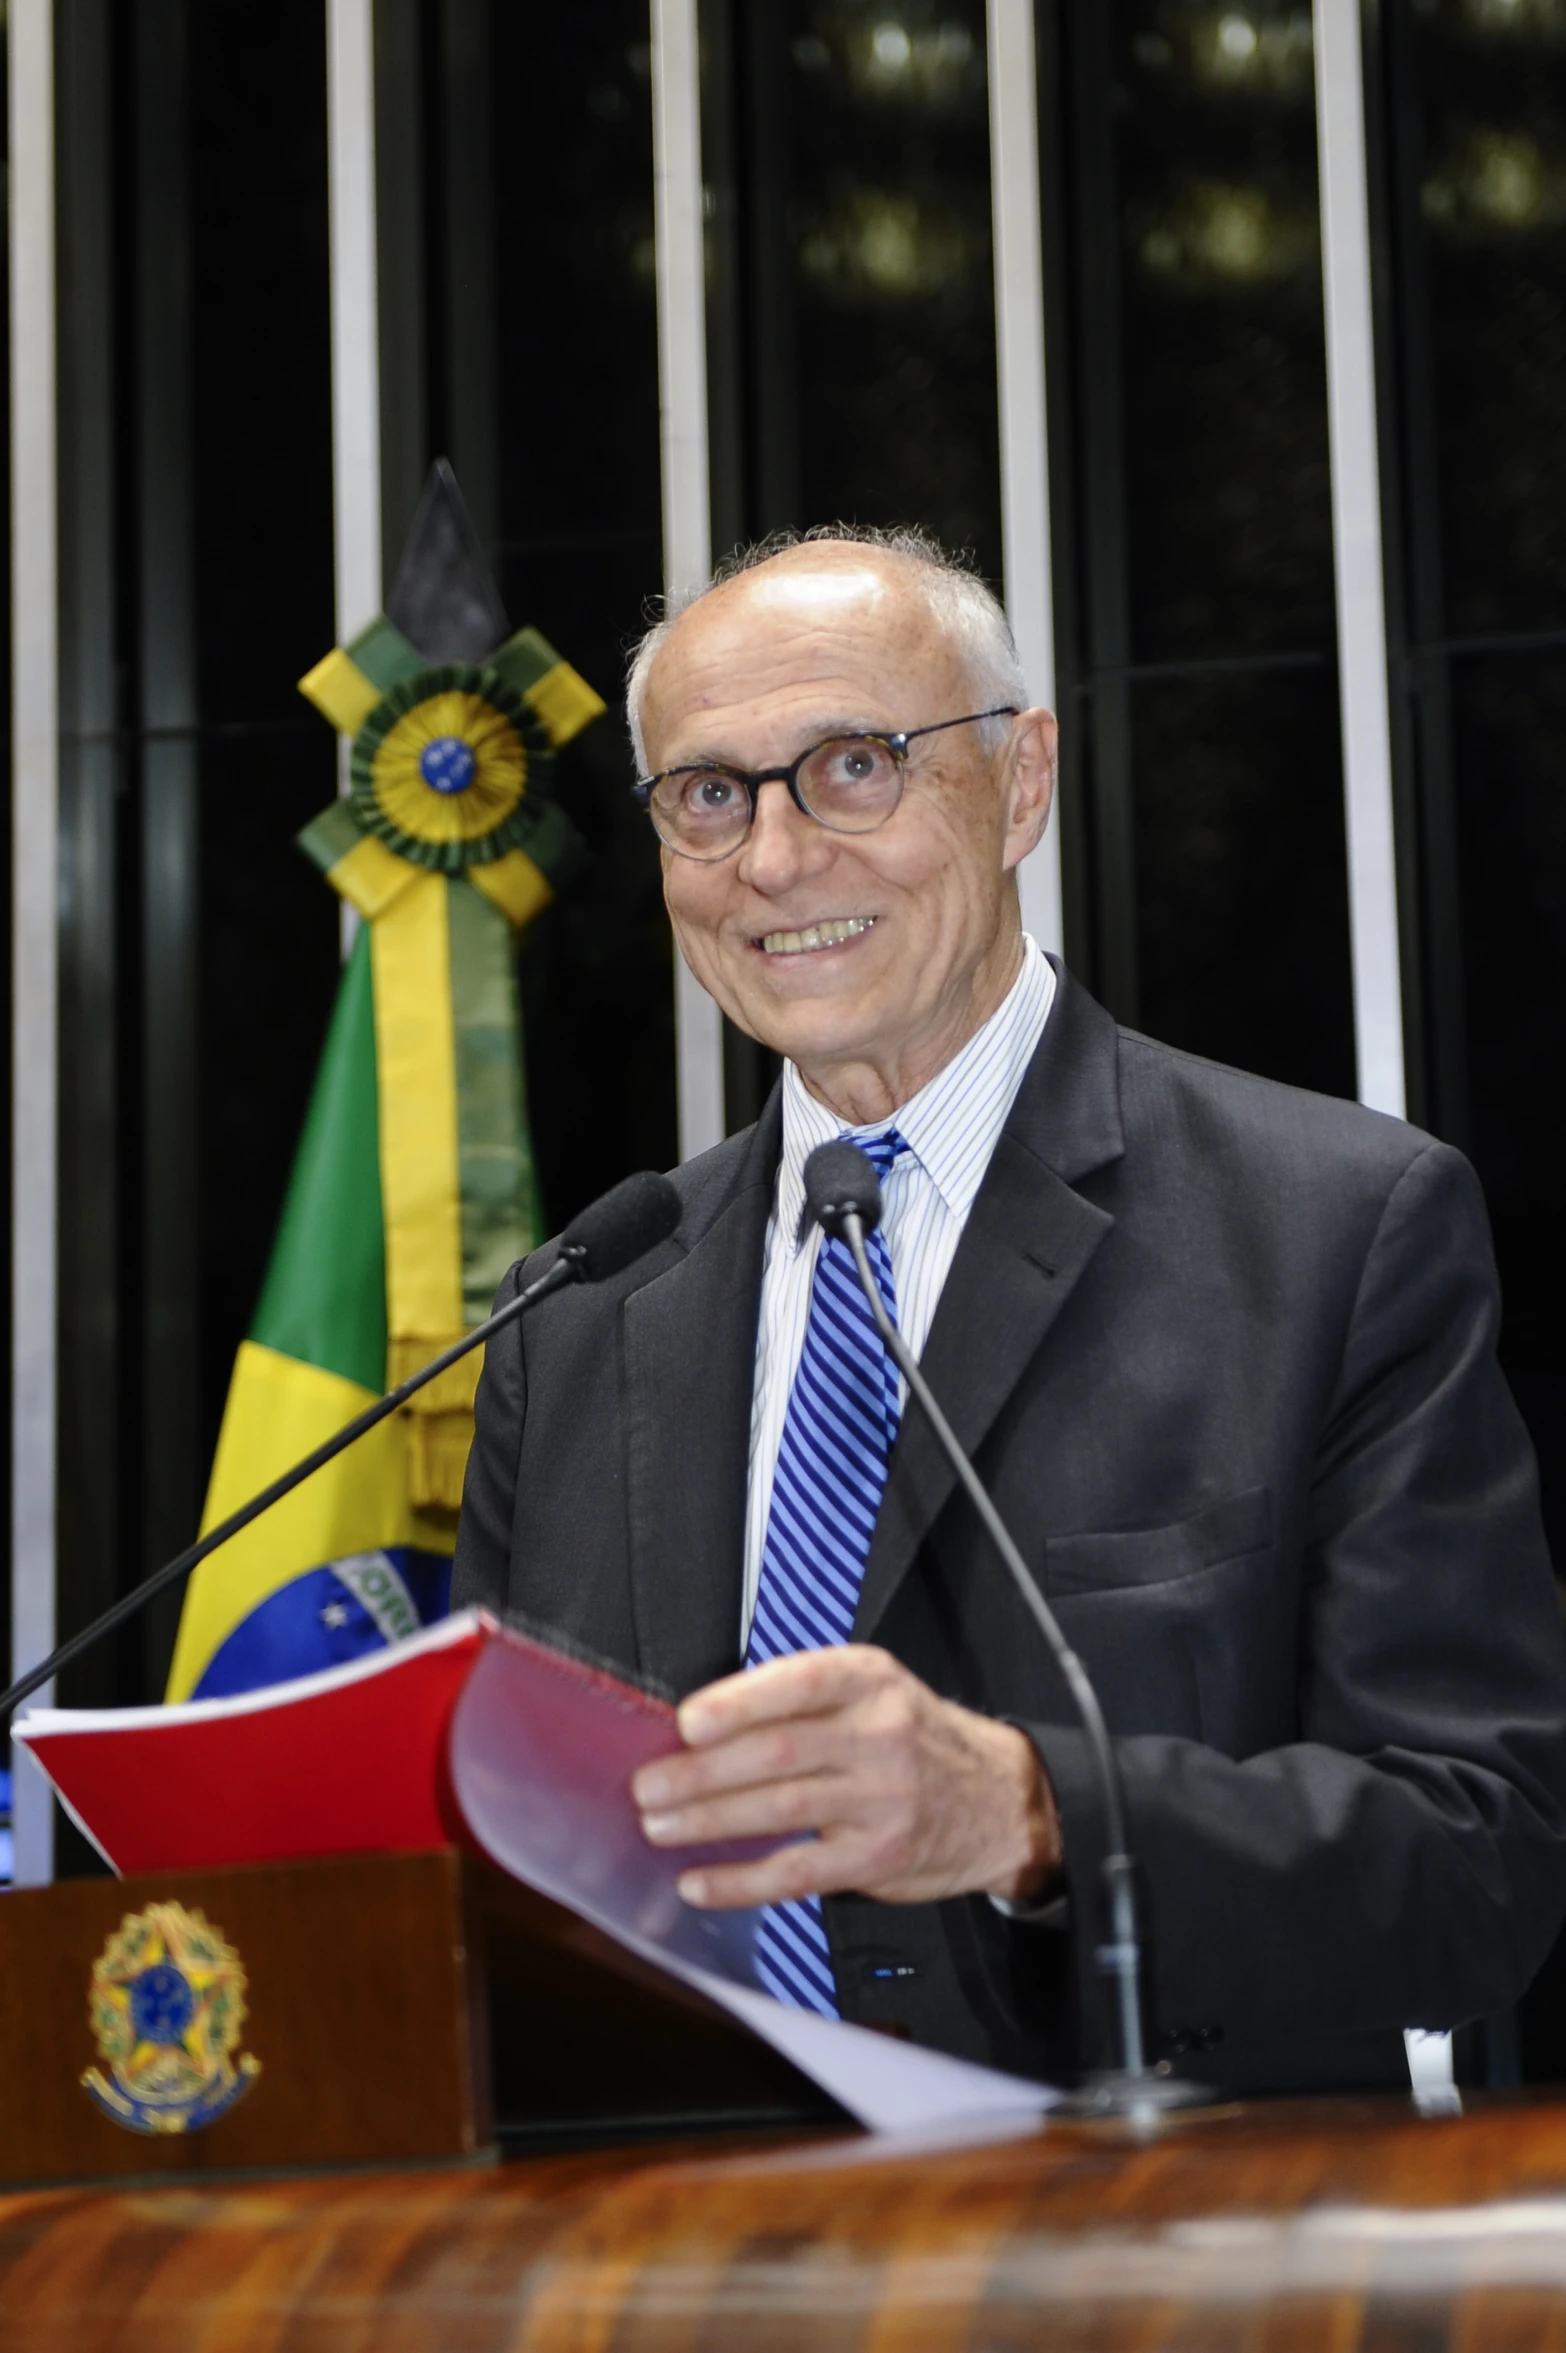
left=992, top=1712, right=1070, bottom=1926
left=987, top=1888, right=1071, bottom=1929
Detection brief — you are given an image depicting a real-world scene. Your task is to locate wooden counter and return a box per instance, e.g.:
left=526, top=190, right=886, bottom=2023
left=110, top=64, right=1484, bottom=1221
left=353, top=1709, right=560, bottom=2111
left=5, top=2091, right=1566, bottom=2348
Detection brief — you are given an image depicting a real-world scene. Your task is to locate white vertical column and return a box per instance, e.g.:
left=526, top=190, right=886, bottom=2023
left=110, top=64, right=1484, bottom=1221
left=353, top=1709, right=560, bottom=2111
left=987, top=0, right=1064, bottom=958
left=1315, top=0, right=1406, bottom=1117
left=327, top=0, right=382, bottom=955
left=650, top=0, right=725, bottom=1160
left=9, top=0, right=59, bottom=1885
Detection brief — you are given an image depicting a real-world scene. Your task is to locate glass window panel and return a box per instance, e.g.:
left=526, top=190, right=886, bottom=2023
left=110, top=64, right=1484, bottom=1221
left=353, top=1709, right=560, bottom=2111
left=1047, top=0, right=1353, bottom=1091
left=706, top=0, right=1003, bottom=571
left=1448, top=647, right=1566, bottom=1551
left=190, top=4, right=338, bottom=1459
left=1375, top=2, right=1566, bottom=1574
left=1450, top=636, right=1566, bottom=2059
left=1130, top=663, right=1356, bottom=1095
left=488, top=4, right=676, bottom=1224
left=1410, top=1, right=1566, bottom=640
left=702, top=0, right=1004, bottom=1116
left=1114, top=1, right=1334, bottom=663
left=785, top=0, right=1001, bottom=569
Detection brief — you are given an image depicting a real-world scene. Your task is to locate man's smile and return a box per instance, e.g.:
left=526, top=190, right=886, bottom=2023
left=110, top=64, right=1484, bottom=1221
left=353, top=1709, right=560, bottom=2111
left=757, top=915, right=879, bottom=957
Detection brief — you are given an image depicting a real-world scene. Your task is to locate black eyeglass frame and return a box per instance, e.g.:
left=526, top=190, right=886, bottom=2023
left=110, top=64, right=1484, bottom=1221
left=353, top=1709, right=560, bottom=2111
left=630, top=705, right=1020, bottom=861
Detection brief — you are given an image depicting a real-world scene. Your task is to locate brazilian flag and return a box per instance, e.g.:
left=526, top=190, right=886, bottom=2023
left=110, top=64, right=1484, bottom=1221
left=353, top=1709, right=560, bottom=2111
left=166, top=474, right=602, bottom=1703
left=165, top=934, right=455, bottom=1699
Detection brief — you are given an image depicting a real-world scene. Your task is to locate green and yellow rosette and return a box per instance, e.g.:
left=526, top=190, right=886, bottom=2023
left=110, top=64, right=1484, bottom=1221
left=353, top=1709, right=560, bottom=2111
left=295, top=614, right=603, bottom=1515
left=349, top=666, right=542, bottom=871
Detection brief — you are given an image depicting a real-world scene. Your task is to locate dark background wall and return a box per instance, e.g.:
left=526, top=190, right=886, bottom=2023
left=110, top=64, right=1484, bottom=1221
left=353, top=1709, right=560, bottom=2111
left=1368, top=0, right=1566, bottom=1581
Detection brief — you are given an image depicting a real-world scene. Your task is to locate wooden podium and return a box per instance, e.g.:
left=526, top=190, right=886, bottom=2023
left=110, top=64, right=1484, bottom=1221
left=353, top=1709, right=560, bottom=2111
left=0, top=1848, right=828, bottom=2186
left=6, top=1852, right=1566, bottom=2348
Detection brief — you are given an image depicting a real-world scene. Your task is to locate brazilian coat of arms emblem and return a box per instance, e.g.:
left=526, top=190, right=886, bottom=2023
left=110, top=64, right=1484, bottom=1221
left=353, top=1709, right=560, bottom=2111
left=82, top=1902, right=261, bottom=2135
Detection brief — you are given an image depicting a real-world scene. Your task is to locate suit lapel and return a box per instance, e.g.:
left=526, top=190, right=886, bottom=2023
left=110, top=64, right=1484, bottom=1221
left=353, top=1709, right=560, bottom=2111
left=855, top=970, right=1125, bottom=1641
left=621, top=1093, right=782, bottom=1695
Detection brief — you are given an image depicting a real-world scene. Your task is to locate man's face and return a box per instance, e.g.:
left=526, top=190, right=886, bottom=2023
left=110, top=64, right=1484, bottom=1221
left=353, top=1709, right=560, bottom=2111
left=640, top=550, right=1054, bottom=1108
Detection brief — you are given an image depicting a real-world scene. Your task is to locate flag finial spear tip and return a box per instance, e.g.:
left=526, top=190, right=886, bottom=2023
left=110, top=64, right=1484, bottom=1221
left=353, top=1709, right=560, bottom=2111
left=384, top=460, right=510, bottom=665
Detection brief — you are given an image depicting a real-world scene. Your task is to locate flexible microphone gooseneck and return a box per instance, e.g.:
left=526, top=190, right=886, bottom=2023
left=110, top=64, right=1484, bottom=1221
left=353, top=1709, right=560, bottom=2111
left=0, top=1170, right=683, bottom=1729
left=802, top=1139, right=1205, bottom=2119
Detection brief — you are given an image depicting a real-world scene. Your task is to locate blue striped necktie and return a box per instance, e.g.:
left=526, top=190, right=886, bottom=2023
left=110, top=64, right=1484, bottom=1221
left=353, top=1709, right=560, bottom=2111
left=746, top=1126, right=907, bottom=2016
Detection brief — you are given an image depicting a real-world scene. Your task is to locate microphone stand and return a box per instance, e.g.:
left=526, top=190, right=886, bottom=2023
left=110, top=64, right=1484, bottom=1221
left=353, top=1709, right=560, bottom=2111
left=837, top=1209, right=1208, bottom=2120
left=2, top=1164, right=681, bottom=1730
left=0, top=1256, right=580, bottom=1730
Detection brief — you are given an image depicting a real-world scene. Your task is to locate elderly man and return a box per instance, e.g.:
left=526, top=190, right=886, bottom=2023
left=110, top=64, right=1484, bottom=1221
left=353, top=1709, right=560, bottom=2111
left=454, top=525, right=1566, bottom=2096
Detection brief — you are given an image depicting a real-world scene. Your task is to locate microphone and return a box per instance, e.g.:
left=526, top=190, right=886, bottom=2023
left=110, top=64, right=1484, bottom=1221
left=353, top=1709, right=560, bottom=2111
left=554, top=1169, right=682, bottom=1283
left=802, top=1140, right=1205, bottom=2119
left=0, top=1170, right=682, bottom=1728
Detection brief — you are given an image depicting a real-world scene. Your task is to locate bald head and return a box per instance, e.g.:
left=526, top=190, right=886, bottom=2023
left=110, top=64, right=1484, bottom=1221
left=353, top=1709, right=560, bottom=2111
left=637, top=542, right=991, bottom=786
left=627, top=527, right=1026, bottom=775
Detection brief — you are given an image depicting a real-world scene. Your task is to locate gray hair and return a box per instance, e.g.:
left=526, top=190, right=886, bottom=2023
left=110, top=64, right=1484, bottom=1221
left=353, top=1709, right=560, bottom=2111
left=625, top=523, right=1028, bottom=775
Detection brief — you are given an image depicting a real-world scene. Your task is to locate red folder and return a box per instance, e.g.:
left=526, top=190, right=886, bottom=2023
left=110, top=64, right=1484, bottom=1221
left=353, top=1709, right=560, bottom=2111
left=13, top=1611, right=689, bottom=1879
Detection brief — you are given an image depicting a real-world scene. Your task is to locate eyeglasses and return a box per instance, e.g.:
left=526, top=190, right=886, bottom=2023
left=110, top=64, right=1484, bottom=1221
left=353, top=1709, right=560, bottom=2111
left=631, top=707, right=1018, bottom=863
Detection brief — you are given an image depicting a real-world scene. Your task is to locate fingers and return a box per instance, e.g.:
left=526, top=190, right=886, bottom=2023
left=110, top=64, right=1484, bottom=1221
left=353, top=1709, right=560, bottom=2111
left=676, top=1822, right=892, bottom=1912
left=675, top=1646, right=893, bottom=1748
left=632, top=1647, right=900, bottom=1821
left=634, top=1714, right=837, bottom=1816
left=641, top=1765, right=844, bottom=1850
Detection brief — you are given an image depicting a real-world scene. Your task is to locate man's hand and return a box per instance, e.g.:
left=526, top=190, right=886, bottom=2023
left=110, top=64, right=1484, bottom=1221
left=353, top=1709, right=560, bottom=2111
left=631, top=1644, right=1062, bottom=1910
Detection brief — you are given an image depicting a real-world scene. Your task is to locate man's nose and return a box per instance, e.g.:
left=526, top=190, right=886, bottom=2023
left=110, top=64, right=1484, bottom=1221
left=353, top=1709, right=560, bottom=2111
left=734, top=776, right=833, bottom=892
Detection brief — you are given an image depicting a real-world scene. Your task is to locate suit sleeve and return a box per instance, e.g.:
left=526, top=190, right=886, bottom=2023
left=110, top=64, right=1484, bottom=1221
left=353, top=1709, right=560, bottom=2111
left=1024, top=1141, right=1566, bottom=2056
left=451, top=1258, right=530, bottom=1614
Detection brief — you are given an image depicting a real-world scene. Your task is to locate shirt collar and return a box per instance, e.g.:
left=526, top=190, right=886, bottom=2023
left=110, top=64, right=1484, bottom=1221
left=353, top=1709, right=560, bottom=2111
left=774, top=935, right=1057, bottom=1254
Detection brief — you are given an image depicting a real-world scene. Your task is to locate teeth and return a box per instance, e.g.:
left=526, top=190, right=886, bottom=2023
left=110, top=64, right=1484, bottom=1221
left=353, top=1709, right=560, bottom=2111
left=762, top=916, right=876, bottom=957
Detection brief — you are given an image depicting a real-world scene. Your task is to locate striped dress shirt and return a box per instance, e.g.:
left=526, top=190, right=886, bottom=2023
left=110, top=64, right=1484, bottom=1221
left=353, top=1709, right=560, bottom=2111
left=741, top=934, right=1057, bottom=1644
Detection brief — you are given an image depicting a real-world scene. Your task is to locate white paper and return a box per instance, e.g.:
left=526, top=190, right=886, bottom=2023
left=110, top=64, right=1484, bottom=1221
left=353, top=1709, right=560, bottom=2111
left=448, top=1628, right=1059, bottom=2136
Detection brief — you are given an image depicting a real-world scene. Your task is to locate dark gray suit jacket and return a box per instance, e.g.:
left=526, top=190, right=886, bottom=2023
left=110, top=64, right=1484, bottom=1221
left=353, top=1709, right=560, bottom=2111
left=454, top=963, right=1566, bottom=2095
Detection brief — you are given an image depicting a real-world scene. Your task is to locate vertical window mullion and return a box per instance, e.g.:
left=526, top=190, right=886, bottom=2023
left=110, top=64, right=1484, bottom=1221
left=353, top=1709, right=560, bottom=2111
left=326, top=0, right=381, bottom=967
left=651, top=0, right=725, bottom=1161
left=1315, top=0, right=1407, bottom=1117
left=8, top=0, right=58, bottom=1884
left=987, top=0, right=1064, bottom=956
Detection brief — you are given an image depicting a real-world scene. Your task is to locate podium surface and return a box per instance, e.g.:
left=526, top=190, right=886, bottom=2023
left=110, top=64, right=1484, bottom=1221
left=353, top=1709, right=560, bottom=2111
left=3, top=2093, right=1566, bottom=2347
left=6, top=1846, right=1566, bottom=2345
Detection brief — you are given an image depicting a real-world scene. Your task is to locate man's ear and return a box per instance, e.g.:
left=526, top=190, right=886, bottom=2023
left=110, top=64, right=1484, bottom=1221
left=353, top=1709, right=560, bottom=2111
left=1002, top=707, right=1057, bottom=871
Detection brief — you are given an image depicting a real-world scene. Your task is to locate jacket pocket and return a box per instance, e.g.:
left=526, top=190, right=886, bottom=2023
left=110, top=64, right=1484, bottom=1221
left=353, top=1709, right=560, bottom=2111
left=1045, top=1487, right=1285, bottom=1748
left=1044, top=1486, right=1273, bottom=1600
